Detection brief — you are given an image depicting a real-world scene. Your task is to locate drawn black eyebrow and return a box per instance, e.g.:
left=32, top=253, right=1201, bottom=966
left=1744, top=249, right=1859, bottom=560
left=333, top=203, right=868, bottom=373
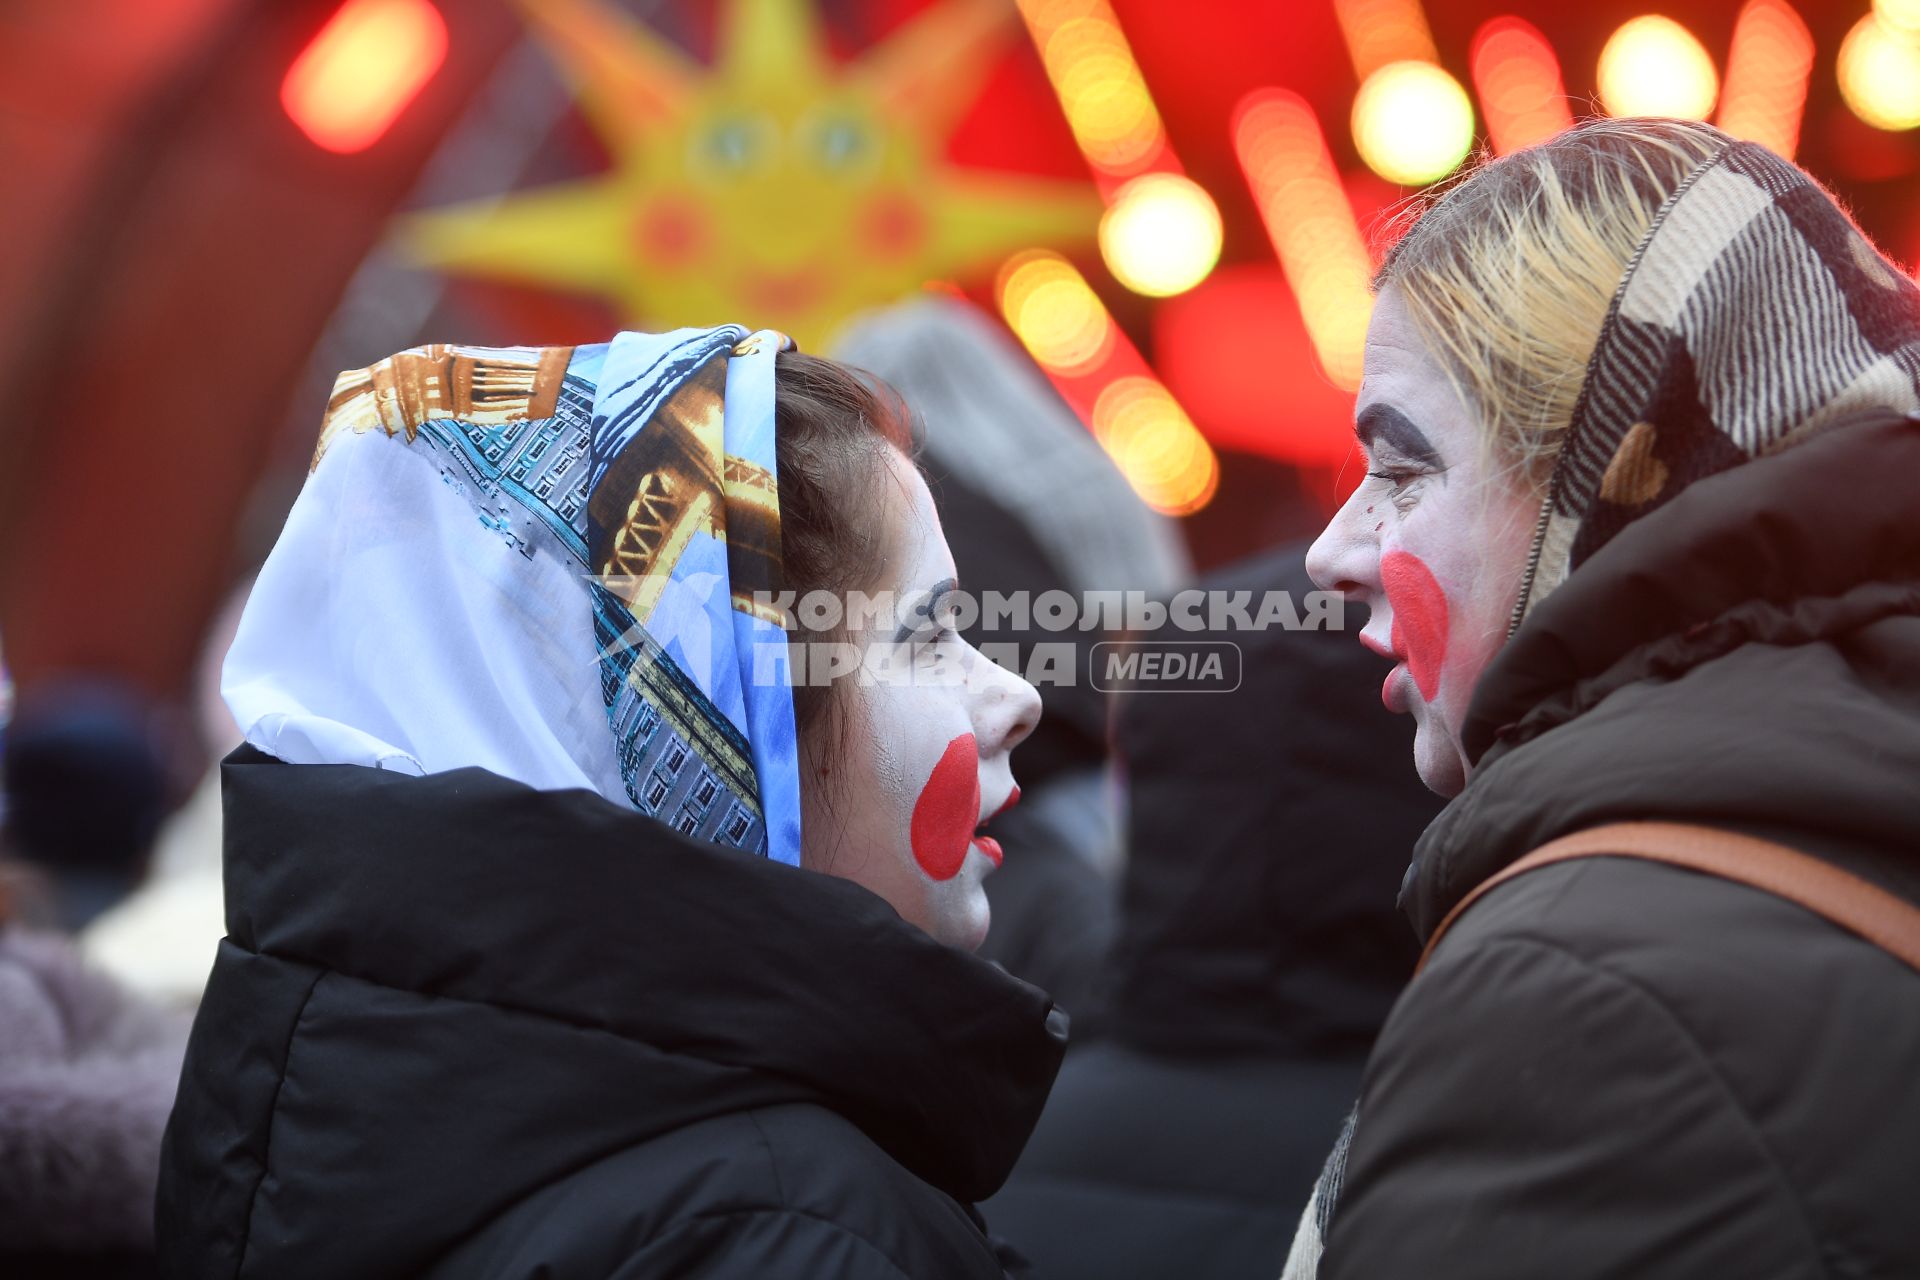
left=1356, top=403, right=1441, bottom=466
left=892, top=577, right=960, bottom=644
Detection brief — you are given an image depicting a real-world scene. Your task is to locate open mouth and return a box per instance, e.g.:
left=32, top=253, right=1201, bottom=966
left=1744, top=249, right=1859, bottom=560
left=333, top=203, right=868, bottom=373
left=1359, top=630, right=1399, bottom=662
left=971, top=785, right=1020, bottom=867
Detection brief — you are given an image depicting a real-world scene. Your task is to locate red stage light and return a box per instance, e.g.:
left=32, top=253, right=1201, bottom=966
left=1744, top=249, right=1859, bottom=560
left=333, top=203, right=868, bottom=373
left=1155, top=265, right=1359, bottom=467
left=282, top=0, right=448, bottom=154
left=997, top=251, right=1116, bottom=376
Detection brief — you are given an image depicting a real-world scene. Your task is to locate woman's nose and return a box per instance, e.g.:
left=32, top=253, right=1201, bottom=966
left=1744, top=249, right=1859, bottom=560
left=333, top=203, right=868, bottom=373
left=1306, top=486, right=1380, bottom=599
left=974, top=651, right=1042, bottom=757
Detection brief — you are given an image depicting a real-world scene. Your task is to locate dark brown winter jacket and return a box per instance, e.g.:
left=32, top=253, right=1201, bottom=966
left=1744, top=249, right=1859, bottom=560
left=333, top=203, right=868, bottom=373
left=1321, top=410, right=1920, bottom=1278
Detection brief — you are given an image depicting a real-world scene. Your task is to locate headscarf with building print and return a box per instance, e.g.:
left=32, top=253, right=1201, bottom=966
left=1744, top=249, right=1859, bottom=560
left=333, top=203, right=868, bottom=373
left=224, top=326, right=803, bottom=864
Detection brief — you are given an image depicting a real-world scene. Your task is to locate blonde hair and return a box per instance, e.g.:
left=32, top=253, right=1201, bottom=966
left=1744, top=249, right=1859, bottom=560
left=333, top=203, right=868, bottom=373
left=1375, top=118, right=1728, bottom=487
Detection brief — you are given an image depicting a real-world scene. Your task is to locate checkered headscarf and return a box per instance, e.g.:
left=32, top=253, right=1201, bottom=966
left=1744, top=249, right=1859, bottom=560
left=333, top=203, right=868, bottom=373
left=1513, top=139, right=1920, bottom=630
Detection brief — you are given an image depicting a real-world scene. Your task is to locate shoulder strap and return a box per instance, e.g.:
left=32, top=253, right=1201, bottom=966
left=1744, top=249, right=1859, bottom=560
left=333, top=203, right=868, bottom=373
left=1415, top=820, right=1920, bottom=977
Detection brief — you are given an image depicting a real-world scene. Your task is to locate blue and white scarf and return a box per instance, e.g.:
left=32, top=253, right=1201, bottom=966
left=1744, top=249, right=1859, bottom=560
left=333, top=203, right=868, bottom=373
left=224, top=326, right=803, bottom=864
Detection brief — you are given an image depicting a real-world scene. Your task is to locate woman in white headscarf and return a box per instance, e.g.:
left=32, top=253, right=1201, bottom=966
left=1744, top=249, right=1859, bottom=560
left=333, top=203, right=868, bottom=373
left=158, top=328, right=1062, bottom=1279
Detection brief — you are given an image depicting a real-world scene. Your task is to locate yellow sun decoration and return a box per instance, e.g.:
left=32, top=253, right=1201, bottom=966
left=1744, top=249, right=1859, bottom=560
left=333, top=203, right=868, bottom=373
left=399, top=0, right=1102, bottom=350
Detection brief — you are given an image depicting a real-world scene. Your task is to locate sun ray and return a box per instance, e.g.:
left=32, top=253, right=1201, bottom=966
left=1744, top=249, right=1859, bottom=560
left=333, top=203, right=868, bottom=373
left=395, top=180, right=633, bottom=294
left=508, top=0, right=695, bottom=153
left=926, top=171, right=1104, bottom=265
left=856, top=0, right=1017, bottom=139
left=401, top=0, right=1099, bottom=344
left=719, top=0, right=833, bottom=88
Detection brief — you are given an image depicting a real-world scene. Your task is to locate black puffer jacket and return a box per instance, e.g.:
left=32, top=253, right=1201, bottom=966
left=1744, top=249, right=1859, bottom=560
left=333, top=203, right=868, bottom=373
left=985, top=547, right=1439, bottom=1280
left=157, top=749, right=1066, bottom=1279
left=1321, top=411, right=1920, bottom=1278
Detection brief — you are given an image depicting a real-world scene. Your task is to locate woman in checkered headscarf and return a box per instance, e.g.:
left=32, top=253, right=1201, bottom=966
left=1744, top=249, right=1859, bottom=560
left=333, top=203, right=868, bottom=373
left=1294, top=120, right=1920, bottom=1278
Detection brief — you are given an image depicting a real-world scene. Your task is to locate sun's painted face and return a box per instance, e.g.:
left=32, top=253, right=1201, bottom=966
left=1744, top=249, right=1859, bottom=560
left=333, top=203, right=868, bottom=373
left=1306, top=286, right=1541, bottom=796
left=621, top=77, right=935, bottom=336
left=798, top=449, right=1040, bottom=949
left=400, top=0, right=1100, bottom=349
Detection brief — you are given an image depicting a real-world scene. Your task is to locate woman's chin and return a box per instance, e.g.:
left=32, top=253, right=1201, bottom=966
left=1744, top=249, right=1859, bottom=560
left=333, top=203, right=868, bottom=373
left=931, top=863, right=993, bottom=952
left=1411, top=712, right=1468, bottom=798
left=956, top=902, right=991, bottom=953
left=950, top=893, right=992, bottom=953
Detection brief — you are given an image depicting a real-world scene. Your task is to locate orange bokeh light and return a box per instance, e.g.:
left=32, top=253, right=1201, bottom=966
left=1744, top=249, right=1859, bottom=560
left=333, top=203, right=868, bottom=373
left=1471, top=16, right=1574, bottom=155
left=1232, top=89, right=1374, bottom=391
left=282, top=0, right=448, bottom=154
left=1091, top=378, right=1220, bottom=516
left=1332, top=0, right=1439, bottom=80
left=996, top=250, right=1116, bottom=376
left=1717, top=0, right=1813, bottom=158
left=994, top=250, right=1218, bottom=515
left=1016, top=0, right=1167, bottom=177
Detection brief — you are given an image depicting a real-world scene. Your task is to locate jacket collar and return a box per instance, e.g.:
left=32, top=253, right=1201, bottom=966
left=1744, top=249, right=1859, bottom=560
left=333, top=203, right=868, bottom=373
left=222, top=747, right=1065, bottom=1202
left=1403, top=411, right=1920, bottom=937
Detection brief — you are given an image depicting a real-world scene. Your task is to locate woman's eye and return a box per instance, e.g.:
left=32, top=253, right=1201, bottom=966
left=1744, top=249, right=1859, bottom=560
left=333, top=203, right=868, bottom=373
left=1368, top=467, right=1415, bottom=489
left=909, top=623, right=962, bottom=658
left=1367, top=466, right=1426, bottom=510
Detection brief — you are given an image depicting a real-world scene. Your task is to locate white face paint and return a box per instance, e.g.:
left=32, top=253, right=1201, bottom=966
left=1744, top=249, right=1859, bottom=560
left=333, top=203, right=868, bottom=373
left=1306, top=286, right=1541, bottom=796
left=798, top=449, right=1041, bottom=950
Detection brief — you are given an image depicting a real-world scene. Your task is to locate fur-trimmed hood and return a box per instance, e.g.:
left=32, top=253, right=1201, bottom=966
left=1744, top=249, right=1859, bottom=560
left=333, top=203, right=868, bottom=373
left=0, top=927, right=190, bottom=1256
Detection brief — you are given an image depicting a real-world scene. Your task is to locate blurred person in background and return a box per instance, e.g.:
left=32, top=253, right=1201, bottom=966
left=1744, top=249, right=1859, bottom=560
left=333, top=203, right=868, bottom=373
left=836, top=297, right=1191, bottom=1033
left=0, top=641, right=10, bottom=823
left=981, top=544, right=1439, bottom=1279
left=160, top=330, right=1063, bottom=1279
left=0, top=684, right=190, bottom=1278
left=2, top=679, right=168, bottom=931
left=80, top=579, right=251, bottom=1010
left=1296, top=119, right=1920, bottom=1277
left=0, top=868, right=191, bottom=1279
left=0, top=655, right=192, bottom=1279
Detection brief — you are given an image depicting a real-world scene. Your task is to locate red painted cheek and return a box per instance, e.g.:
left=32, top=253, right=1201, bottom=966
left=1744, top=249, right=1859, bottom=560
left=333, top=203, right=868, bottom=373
left=910, top=733, right=980, bottom=882
left=1381, top=550, right=1450, bottom=702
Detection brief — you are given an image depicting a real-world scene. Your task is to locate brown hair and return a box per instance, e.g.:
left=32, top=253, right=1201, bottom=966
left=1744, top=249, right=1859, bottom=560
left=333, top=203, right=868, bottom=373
left=772, top=351, right=918, bottom=735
